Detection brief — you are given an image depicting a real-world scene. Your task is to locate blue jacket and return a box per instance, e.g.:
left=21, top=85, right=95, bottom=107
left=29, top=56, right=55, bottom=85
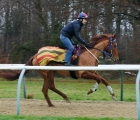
left=60, top=20, right=86, bottom=44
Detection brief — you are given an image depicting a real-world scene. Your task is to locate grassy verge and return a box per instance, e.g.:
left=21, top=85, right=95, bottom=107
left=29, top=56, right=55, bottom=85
left=0, top=114, right=135, bottom=120
left=0, top=77, right=136, bottom=102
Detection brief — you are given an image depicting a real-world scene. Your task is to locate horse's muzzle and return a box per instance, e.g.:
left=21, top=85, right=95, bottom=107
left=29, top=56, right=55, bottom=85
left=112, top=57, right=119, bottom=62
left=110, top=55, right=119, bottom=62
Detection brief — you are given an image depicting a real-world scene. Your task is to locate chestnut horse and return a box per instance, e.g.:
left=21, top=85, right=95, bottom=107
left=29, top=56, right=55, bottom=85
left=0, top=34, right=119, bottom=107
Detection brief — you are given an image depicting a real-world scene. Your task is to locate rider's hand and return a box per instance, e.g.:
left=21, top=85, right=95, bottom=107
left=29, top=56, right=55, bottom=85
left=84, top=43, right=92, bottom=48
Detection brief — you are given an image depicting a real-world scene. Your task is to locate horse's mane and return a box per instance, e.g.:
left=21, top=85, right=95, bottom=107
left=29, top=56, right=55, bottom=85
left=90, top=34, right=110, bottom=45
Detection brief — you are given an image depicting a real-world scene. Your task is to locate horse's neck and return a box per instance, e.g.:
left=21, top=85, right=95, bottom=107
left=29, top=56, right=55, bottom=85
left=93, top=40, right=109, bottom=52
left=79, top=42, right=108, bottom=66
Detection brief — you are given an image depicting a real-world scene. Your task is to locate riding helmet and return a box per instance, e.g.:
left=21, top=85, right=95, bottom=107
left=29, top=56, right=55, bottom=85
left=77, top=12, right=88, bottom=19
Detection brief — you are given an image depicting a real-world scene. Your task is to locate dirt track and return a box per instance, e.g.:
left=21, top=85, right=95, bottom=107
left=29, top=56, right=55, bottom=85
left=0, top=98, right=137, bottom=119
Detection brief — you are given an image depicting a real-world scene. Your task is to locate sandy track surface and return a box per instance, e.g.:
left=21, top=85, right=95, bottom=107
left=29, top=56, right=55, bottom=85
left=0, top=98, right=137, bottom=119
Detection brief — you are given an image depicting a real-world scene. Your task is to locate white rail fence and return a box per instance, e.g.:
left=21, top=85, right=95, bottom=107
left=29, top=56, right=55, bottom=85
left=0, top=64, right=140, bottom=119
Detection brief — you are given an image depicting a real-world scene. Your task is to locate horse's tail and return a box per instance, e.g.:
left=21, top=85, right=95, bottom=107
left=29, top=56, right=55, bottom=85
left=0, top=55, right=35, bottom=81
left=0, top=71, right=21, bottom=81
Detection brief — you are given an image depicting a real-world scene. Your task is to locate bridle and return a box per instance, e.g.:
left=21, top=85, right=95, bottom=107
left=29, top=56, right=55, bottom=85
left=93, top=37, right=116, bottom=58
left=84, top=37, right=116, bottom=63
left=104, top=37, right=116, bottom=57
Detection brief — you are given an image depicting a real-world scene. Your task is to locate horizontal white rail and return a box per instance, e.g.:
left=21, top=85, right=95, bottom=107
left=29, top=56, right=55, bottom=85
left=0, top=64, right=140, bottom=70
left=0, top=64, right=24, bottom=66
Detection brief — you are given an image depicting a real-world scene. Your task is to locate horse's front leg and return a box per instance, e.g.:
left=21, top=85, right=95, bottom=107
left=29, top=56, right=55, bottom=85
left=81, top=71, right=117, bottom=100
left=94, top=72, right=117, bottom=100
left=81, top=71, right=101, bottom=94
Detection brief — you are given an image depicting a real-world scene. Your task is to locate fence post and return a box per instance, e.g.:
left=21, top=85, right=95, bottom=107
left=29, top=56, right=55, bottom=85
left=119, top=71, right=123, bottom=101
left=22, top=77, right=26, bottom=98
left=16, top=68, right=26, bottom=115
left=136, top=70, right=140, bottom=119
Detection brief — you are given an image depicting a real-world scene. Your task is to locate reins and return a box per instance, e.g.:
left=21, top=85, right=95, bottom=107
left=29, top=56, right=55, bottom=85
left=84, top=46, right=100, bottom=63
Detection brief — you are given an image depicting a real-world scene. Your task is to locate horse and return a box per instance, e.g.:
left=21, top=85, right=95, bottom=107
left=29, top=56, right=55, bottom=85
left=0, top=34, right=119, bottom=107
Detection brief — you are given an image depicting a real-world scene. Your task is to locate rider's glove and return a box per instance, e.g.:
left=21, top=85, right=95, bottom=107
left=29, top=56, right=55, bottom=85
left=84, top=42, right=92, bottom=48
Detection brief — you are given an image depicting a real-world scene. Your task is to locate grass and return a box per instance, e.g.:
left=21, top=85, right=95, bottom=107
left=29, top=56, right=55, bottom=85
left=0, top=114, right=135, bottom=120
left=0, top=77, right=137, bottom=120
left=0, top=115, right=133, bottom=120
left=0, top=77, right=136, bottom=102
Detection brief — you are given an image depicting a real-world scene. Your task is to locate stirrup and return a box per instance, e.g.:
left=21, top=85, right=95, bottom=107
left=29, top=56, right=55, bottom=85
left=64, top=62, right=74, bottom=66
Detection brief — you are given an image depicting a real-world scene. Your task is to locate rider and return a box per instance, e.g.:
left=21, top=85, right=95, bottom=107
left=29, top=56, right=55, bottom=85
left=60, top=12, right=89, bottom=66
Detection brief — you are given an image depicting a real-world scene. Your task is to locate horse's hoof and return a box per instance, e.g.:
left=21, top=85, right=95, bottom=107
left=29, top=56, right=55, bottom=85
left=87, top=89, right=93, bottom=95
left=48, top=104, right=55, bottom=107
left=66, top=99, right=71, bottom=103
left=112, top=95, right=117, bottom=101
left=65, top=98, right=71, bottom=103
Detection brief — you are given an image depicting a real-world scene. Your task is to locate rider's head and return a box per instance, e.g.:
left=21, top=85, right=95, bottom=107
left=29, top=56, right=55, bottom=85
left=77, top=12, right=88, bottom=24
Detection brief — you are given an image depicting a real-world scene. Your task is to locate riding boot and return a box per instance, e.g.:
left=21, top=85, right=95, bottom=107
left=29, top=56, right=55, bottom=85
left=64, top=62, right=74, bottom=66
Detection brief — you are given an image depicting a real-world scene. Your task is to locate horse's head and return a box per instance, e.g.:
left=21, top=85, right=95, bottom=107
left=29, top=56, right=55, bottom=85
left=89, top=34, right=119, bottom=62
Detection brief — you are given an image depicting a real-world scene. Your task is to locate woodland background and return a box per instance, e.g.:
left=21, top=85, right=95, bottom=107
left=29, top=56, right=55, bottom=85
left=0, top=0, right=140, bottom=64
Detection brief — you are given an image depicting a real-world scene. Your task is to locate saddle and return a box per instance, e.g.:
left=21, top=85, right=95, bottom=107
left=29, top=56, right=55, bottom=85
left=59, top=45, right=81, bottom=79
left=58, top=44, right=81, bottom=65
left=58, top=44, right=81, bottom=79
left=71, top=46, right=80, bottom=79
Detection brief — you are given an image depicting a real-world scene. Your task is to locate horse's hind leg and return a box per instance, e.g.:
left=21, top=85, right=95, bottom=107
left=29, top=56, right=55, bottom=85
left=38, top=70, right=54, bottom=107
left=33, top=58, right=56, bottom=106
left=47, top=71, right=71, bottom=103
left=81, top=71, right=117, bottom=100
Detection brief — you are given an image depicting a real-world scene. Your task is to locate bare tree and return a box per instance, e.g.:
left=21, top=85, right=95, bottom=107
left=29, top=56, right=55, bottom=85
left=0, top=0, right=140, bottom=63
